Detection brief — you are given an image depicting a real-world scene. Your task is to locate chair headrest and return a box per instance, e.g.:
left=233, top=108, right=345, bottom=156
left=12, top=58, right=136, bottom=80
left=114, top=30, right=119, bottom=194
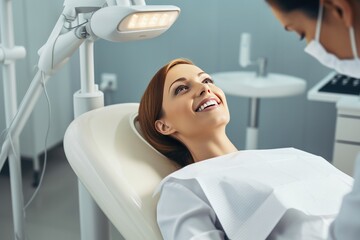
left=129, top=112, right=163, bottom=156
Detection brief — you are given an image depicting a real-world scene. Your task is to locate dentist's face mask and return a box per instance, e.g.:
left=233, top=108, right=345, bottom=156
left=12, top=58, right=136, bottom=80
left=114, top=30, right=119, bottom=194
left=304, top=5, right=360, bottom=78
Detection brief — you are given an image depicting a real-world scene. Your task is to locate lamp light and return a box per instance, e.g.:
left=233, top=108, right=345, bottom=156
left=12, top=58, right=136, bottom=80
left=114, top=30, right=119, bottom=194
left=89, top=5, right=180, bottom=42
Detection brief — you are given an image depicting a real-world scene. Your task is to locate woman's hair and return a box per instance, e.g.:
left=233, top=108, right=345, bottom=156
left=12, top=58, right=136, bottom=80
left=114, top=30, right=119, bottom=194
left=138, top=58, right=195, bottom=167
left=266, top=0, right=319, bottom=19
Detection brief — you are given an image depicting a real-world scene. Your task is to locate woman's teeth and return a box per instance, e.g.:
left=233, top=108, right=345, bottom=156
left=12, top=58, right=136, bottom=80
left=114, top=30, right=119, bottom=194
left=196, top=99, right=218, bottom=112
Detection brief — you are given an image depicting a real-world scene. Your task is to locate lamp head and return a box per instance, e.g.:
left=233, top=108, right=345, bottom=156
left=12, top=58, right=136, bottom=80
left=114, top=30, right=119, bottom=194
left=89, top=5, right=180, bottom=42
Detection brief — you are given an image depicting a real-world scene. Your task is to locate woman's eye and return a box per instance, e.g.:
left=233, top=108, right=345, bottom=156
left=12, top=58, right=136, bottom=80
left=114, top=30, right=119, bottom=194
left=175, top=85, right=188, bottom=95
left=203, top=78, right=214, bottom=84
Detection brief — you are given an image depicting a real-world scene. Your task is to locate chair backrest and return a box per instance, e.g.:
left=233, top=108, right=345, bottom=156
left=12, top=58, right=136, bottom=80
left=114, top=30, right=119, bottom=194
left=64, top=103, right=179, bottom=240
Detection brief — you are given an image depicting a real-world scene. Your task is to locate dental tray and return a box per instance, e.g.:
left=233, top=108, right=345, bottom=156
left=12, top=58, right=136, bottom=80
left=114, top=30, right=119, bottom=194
left=308, top=72, right=360, bottom=103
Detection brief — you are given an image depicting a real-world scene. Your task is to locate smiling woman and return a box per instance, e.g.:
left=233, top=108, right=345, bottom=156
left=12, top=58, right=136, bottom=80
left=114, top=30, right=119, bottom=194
left=138, top=58, right=237, bottom=167
left=137, top=58, right=353, bottom=240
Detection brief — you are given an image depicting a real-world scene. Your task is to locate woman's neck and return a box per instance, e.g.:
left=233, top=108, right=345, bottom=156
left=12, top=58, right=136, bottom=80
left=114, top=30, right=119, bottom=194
left=184, top=130, right=238, bottom=163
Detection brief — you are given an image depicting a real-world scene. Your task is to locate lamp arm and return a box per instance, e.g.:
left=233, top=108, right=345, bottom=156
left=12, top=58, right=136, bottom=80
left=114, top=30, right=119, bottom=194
left=38, top=27, right=86, bottom=74
left=36, top=0, right=107, bottom=75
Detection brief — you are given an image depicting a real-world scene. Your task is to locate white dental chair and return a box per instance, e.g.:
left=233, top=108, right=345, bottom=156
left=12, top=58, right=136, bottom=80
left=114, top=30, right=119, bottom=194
left=63, top=103, right=179, bottom=240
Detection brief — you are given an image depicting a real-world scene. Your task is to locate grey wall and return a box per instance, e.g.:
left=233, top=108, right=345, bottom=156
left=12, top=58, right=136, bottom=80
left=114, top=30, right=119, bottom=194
left=89, top=0, right=336, bottom=160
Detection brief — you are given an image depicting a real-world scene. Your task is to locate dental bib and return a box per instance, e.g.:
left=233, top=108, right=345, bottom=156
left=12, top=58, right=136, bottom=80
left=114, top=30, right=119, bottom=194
left=155, top=148, right=353, bottom=239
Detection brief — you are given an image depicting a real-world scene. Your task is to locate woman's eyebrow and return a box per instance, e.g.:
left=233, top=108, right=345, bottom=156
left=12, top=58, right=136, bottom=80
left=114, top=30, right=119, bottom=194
left=168, top=72, right=206, bottom=92
left=169, top=77, right=187, bottom=92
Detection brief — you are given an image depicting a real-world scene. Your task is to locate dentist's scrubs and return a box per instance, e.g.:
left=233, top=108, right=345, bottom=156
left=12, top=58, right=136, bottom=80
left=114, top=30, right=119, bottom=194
left=155, top=148, right=353, bottom=240
left=303, top=4, right=360, bottom=237
left=328, top=156, right=360, bottom=240
left=305, top=7, right=360, bottom=238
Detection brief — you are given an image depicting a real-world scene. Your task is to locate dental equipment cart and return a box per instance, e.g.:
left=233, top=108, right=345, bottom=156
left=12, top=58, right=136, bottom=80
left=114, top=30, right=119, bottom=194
left=308, top=72, right=360, bottom=176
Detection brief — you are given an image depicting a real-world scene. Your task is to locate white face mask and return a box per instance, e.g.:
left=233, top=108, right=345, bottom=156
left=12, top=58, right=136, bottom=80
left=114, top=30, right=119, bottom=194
left=304, top=5, right=360, bottom=78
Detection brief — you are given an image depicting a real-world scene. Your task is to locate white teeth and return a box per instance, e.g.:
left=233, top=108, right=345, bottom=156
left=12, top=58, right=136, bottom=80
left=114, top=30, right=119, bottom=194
left=197, top=100, right=218, bottom=112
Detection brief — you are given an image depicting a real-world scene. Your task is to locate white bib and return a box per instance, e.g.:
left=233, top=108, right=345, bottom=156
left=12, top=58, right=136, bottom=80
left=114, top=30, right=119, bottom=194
left=155, top=148, right=353, bottom=239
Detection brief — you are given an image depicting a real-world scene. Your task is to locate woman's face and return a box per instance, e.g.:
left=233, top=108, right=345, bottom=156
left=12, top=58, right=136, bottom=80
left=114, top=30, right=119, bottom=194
left=269, top=4, right=354, bottom=59
left=157, top=63, right=230, bottom=141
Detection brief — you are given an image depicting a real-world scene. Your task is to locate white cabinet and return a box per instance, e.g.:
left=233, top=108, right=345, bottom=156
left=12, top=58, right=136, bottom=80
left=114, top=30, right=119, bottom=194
left=308, top=72, right=360, bottom=176
left=333, top=98, right=360, bottom=176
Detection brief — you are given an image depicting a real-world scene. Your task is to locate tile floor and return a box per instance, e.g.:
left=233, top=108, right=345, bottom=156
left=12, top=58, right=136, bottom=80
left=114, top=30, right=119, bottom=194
left=0, top=143, right=124, bottom=240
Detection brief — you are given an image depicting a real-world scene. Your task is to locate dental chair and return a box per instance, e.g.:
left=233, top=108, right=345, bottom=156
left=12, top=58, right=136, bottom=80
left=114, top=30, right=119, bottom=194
left=63, top=103, right=179, bottom=240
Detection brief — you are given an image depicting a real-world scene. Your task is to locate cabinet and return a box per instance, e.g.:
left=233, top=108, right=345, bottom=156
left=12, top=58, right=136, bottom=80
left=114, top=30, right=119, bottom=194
left=333, top=98, right=360, bottom=176
left=308, top=72, right=360, bottom=176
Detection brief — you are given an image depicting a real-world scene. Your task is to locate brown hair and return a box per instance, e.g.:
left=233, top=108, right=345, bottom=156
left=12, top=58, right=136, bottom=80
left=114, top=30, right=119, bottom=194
left=138, top=58, right=194, bottom=167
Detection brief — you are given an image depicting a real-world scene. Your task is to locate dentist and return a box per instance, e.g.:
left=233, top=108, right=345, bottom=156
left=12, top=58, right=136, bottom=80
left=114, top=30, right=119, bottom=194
left=265, top=0, right=360, bottom=239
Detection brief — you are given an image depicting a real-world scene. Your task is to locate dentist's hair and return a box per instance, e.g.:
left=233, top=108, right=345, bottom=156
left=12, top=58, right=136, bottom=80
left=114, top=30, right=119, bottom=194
left=138, top=58, right=195, bottom=167
left=266, top=0, right=319, bottom=18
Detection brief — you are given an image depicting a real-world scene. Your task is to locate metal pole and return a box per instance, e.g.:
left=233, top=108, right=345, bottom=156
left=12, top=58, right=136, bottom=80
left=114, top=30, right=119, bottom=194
left=245, top=97, right=260, bottom=150
left=75, top=14, right=108, bottom=240
left=0, top=0, right=25, bottom=238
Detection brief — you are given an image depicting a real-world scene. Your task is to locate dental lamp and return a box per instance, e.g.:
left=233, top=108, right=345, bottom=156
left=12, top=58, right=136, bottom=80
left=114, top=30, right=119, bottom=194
left=37, top=2, right=180, bottom=74
left=90, top=5, right=179, bottom=41
left=0, top=0, right=180, bottom=239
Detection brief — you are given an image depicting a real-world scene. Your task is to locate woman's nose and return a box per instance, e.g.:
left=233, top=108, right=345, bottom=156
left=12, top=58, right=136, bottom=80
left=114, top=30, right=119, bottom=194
left=198, top=84, right=211, bottom=96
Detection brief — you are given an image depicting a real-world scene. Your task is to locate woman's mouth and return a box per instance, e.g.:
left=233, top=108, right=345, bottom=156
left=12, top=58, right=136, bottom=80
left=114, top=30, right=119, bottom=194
left=195, top=99, right=220, bottom=112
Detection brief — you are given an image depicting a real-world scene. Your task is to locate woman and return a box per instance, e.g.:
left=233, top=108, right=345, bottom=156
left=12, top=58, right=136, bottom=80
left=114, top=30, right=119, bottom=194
left=138, top=58, right=237, bottom=167
left=265, top=0, right=360, bottom=78
left=138, top=58, right=353, bottom=240
left=265, top=1, right=360, bottom=239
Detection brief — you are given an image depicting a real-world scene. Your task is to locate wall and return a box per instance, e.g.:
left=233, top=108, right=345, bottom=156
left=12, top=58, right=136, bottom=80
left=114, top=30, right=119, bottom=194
left=91, top=0, right=336, bottom=160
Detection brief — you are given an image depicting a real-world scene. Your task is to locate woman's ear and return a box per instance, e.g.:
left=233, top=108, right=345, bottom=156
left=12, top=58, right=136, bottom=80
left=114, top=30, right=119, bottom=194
left=322, top=0, right=354, bottom=27
left=155, top=119, right=176, bottom=135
